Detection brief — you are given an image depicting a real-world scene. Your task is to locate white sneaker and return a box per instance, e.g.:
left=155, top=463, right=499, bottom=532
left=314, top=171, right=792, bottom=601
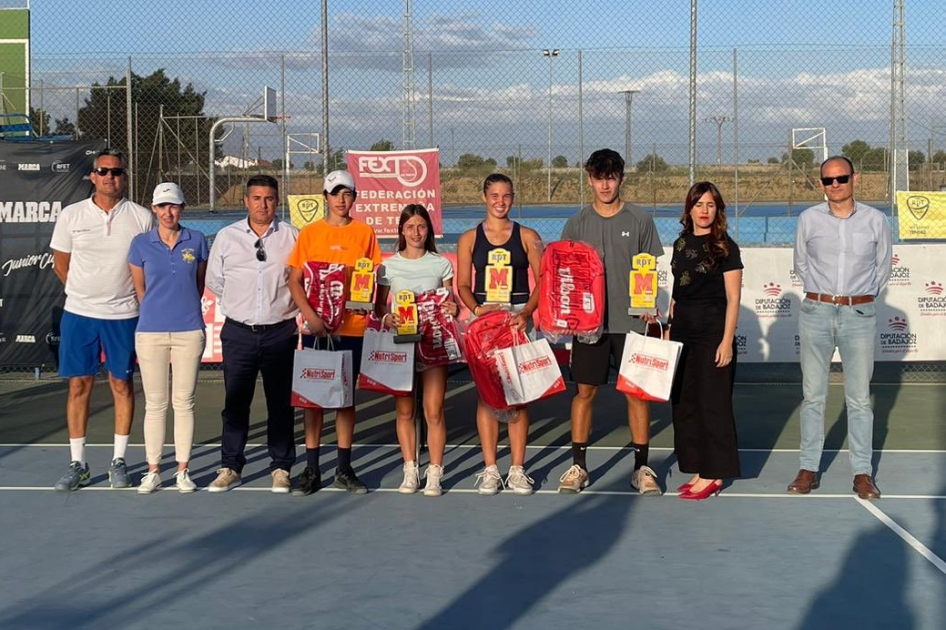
left=474, top=464, right=505, bottom=496
left=399, top=461, right=420, bottom=494
left=423, top=464, right=444, bottom=497
left=138, top=470, right=161, bottom=495
left=631, top=465, right=663, bottom=496
left=506, top=465, right=534, bottom=496
left=175, top=469, right=197, bottom=493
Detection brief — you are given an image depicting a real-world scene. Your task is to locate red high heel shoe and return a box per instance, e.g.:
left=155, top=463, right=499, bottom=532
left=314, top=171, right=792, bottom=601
left=676, top=483, right=693, bottom=493
left=678, top=480, right=722, bottom=500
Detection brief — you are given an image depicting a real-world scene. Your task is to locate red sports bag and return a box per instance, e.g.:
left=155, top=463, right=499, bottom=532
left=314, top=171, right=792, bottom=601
left=463, top=310, right=529, bottom=413
left=415, top=288, right=464, bottom=369
left=537, top=240, right=605, bottom=342
left=302, top=261, right=348, bottom=334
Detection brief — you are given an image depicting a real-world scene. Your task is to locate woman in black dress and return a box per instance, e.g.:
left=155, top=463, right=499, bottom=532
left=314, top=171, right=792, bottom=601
left=668, top=182, right=743, bottom=500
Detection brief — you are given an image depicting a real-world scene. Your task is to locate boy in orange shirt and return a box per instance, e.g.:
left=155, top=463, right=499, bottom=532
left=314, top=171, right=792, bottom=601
left=287, top=170, right=382, bottom=495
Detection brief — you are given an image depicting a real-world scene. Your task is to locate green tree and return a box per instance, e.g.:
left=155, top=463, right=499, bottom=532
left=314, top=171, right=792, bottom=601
left=861, top=147, right=887, bottom=171
left=767, top=157, right=779, bottom=164
left=931, top=150, right=946, bottom=166
left=29, top=107, right=50, bottom=136
left=456, top=153, right=487, bottom=169
left=369, top=139, right=395, bottom=152
left=77, top=69, right=213, bottom=190
left=552, top=155, right=568, bottom=168
left=636, top=153, right=668, bottom=172
left=783, top=148, right=815, bottom=169
left=303, top=160, right=317, bottom=171
left=506, top=155, right=521, bottom=169
left=53, top=116, right=75, bottom=136
left=908, top=150, right=925, bottom=171
left=842, top=139, right=871, bottom=168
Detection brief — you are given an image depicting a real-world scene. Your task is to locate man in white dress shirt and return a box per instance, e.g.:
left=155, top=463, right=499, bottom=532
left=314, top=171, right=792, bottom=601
left=205, top=175, right=299, bottom=493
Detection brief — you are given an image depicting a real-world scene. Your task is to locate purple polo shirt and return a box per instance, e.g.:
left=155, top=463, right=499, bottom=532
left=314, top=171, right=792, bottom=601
left=128, top=226, right=209, bottom=332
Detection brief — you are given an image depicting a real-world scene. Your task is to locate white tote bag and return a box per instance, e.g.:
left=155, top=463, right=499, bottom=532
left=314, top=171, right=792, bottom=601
left=357, top=328, right=415, bottom=396
left=493, top=337, right=566, bottom=407
left=291, top=338, right=353, bottom=409
left=616, top=329, right=683, bottom=402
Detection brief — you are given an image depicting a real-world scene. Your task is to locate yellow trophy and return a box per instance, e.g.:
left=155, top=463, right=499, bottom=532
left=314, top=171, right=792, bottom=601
left=628, top=253, right=658, bottom=316
left=484, top=248, right=512, bottom=304
left=393, top=290, right=421, bottom=344
left=346, top=257, right=375, bottom=311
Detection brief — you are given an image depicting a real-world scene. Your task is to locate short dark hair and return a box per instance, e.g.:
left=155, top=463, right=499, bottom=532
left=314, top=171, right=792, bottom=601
left=245, top=174, right=279, bottom=195
left=482, top=172, right=514, bottom=195
left=820, top=155, right=855, bottom=176
left=584, top=149, right=625, bottom=179
left=396, top=204, right=438, bottom=253
left=93, top=148, right=126, bottom=169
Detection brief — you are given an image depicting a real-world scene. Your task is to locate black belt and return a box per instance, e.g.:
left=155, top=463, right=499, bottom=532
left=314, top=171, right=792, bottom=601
left=225, top=318, right=295, bottom=332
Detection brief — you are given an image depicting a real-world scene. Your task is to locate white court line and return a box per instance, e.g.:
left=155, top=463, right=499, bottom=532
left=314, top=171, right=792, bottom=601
left=4, top=443, right=946, bottom=454
left=857, top=498, right=946, bottom=576
left=2, top=485, right=945, bottom=500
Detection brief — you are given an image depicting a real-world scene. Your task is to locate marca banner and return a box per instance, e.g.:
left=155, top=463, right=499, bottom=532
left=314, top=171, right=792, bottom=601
left=287, top=193, right=324, bottom=229
left=0, top=140, right=104, bottom=366
left=896, top=191, right=946, bottom=240
left=346, top=148, right=442, bottom=238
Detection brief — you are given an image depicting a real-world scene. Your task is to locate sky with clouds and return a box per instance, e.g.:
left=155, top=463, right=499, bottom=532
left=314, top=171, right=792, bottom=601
left=18, top=0, right=946, bottom=163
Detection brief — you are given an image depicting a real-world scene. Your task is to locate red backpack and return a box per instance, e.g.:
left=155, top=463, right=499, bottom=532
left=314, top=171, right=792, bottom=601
left=463, top=310, right=529, bottom=411
left=415, top=288, right=464, bottom=369
left=537, top=240, right=605, bottom=342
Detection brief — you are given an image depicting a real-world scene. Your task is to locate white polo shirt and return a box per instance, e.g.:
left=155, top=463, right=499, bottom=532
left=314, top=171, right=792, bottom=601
left=50, top=197, right=154, bottom=319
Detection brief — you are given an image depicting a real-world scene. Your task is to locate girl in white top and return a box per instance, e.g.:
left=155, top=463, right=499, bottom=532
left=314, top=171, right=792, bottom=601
left=376, top=204, right=458, bottom=496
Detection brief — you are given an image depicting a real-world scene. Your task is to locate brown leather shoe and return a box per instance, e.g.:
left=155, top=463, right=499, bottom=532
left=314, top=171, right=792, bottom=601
left=787, top=469, right=819, bottom=494
left=853, top=474, right=881, bottom=500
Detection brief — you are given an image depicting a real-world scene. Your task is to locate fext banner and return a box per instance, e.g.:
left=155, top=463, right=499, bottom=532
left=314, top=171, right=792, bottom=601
left=346, top=148, right=442, bottom=238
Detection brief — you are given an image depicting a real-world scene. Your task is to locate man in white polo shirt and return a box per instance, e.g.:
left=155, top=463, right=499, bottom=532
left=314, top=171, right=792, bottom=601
left=49, top=149, right=154, bottom=491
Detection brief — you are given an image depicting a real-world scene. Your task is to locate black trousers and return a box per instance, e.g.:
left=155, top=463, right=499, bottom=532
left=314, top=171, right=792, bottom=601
left=669, top=301, right=741, bottom=479
left=220, top=319, right=297, bottom=473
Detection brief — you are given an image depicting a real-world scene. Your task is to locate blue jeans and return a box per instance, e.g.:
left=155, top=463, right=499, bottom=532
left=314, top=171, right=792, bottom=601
left=798, top=299, right=876, bottom=475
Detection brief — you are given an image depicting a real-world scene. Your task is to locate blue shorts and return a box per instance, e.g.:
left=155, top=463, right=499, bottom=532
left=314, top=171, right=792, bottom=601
left=302, top=335, right=364, bottom=380
left=59, top=311, right=138, bottom=380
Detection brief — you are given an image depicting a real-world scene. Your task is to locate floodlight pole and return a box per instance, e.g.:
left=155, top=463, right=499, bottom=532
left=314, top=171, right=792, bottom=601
left=619, top=89, right=640, bottom=170
left=543, top=48, right=560, bottom=202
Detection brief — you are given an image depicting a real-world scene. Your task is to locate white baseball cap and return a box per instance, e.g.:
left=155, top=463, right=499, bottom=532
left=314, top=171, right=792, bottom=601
left=152, top=182, right=185, bottom=206
left=323, top=169, right=356, bottom=194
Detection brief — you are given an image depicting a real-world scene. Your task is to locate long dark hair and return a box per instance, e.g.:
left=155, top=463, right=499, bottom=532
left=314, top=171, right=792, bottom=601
left=680, top=181, right=730, bottom=265
left=396, top=204, right=437, bottom=253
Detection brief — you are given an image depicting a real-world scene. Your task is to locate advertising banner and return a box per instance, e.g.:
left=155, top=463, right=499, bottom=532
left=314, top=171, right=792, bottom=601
left=287, top=193, right=323, bottom=229
left=896, top=191, right=946, bottom=240
left=0, top=140, right=104, bottom=366
left=346, top=148, right=442, bottom=238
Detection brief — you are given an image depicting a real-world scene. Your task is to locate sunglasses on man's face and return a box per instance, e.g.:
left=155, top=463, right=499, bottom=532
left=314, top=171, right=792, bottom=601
left=93, top=167, right=125, bottom=177
left=254, top=238, right=267, bottom=262
left=820, top=174, right=852, bottom=186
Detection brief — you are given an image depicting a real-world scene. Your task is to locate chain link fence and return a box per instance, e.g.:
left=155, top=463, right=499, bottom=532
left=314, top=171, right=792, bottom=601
left=3, top=0, right=946, bottom=379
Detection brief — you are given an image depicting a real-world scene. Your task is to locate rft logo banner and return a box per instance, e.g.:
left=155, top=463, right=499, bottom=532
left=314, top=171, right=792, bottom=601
left=347, top=148, right=442, bottom=238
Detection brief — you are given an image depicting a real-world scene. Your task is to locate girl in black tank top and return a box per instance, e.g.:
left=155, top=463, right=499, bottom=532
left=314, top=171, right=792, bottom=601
left=455, top=173, right=543, bottom=497
left=471, top=221, right=531, bottom=305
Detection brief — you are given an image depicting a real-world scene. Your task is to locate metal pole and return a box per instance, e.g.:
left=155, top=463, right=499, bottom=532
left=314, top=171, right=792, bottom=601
left=732, top=48, right=739, bottom=236
left=321, top=0, right=330, bottom=172
left=578, top=49, right=584, bottom=209
left=428, top=52, right=434, bottom=148
left=543, top=49, right=559, bottom=202
left=126, top=58, right=134, bottom=201
left=619, top=89, right=639, bottom=170
left=688, top=0, right=697, bottom=184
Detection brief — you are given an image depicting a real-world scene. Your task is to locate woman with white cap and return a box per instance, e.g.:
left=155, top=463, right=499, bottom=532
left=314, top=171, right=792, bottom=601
left=128, top=183, right=210, bottom=493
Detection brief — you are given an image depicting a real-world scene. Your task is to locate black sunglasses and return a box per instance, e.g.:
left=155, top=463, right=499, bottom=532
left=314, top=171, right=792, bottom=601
left=254, top=238, right=267, bottom=262
left=93, top=167, right=126, bottom=177
left=820, top=174, right=852, bottom=186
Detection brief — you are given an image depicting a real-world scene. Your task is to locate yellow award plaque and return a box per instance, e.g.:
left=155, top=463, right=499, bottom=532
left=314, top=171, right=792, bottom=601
left=628, top=253, right=658, bottom=316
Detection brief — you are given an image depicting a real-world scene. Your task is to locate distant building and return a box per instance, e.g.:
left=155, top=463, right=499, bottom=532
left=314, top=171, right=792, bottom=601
left=214, top=155, right=258, bottom=169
